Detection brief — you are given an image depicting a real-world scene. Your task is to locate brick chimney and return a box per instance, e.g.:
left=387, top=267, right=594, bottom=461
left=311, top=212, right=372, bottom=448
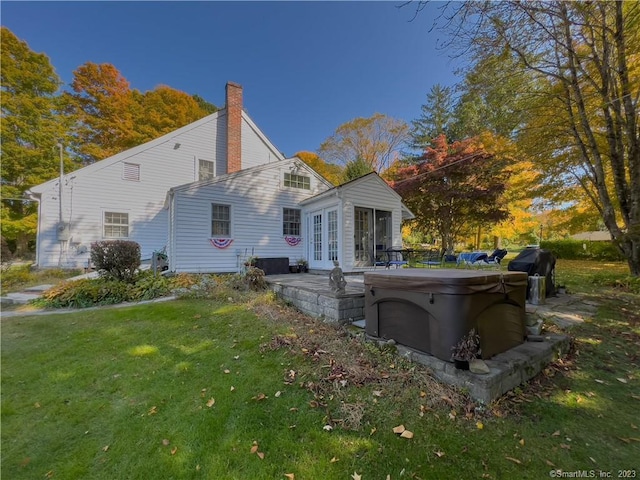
left=225, top=82, right=242, bottom=173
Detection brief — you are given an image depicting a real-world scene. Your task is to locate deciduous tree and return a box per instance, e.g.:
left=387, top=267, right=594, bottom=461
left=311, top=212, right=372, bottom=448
left=295, top=151, right=343, bottom=185
left=390, top=134, right=511, bottom=253
left=426, top=0, right=640, bottom=275
left=319, top=113, right=410, bottom=173
left=0, top=27, right=71, bottom=254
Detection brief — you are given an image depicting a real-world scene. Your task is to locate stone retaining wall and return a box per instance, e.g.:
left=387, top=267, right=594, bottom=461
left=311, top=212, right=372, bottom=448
left=270, top=283, right=365, bottom=323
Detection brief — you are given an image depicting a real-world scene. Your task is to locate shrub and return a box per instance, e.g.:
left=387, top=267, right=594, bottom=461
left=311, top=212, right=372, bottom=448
left=541, top=239, right=624, bottom=261
left=90, top=240, right=141, bottom=282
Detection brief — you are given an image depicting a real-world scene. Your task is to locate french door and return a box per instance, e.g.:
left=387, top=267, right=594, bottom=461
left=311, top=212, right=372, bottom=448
left=308, top=208, right=339, bottom=269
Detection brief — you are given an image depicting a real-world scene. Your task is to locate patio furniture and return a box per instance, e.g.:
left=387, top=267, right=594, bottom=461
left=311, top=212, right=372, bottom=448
left=385, top=248, right=409, bottom=269
left=457, top=251, right=489, bottom=268
left=417, top=248, right=443, bottom=268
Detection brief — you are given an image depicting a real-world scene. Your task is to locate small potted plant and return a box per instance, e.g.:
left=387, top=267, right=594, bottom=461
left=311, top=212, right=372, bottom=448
left=450, top=328, right=481, bottom=370
left=296, top=258, right=308, bottom=273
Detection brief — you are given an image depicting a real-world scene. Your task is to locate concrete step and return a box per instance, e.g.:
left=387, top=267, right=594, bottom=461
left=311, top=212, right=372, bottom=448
left=1, top=291, right=42, bottom=305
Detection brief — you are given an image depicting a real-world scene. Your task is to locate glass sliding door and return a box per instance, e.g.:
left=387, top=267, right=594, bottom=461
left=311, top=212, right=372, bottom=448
left=354, top=208, right=392, bottom=267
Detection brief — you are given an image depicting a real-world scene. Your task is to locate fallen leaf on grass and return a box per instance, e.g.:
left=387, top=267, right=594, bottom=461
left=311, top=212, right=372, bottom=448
left=252, top=393, right=267, bottom=401
left=373, top=390, right=383, bottom=397
left=519, top=439, right=525, bottom=446
left=595, top=379, right=605, bottom=384
left=45, top=471, right=54, bottom=478
left=256, top=452, right=265, bottom=460
left=275, top=391, right=282, bottom=398
left=589, top=457, right=597, bottom=464
left=102, top=445, right=109, bottom=452
left=148, top=406, right=158, bottom=415
left=351, top=472, right=361, bottom=480
left=476, top=421, right=484, bottom=430
left=617, top=378, right=628, bottom=384
left=162, top=439, right=170, bottom=446
left=434, top=450, right=445, bottom=458
left=206, top=398, right=215, bottom=408
left=619, top=437, right=640, bottom=443
left=400, top=430, right=414, bottom=439
left=370, top=427, right=377, bottom=436
left=505, top=456, right=522, bottom=465
left=552, top=430, right=561, bottom=437
left=323, top=425, right=333, bottom=431
left=560, top=443, right=571, bottom=450
left=223, top=369, right=231, bottom=374
left=250, top=444, right=259, bottom=454
left=34, top=402, right=41, bottom=408
left=545, top=459, right=556, bottom=467
left=392, top=425, right=405, bottom=434
left=171, top=447, right=178, bottom=455
left=284, top=474, right=295, bottom=480
left=230, top=386, right=235, bottom=392
left=330, top=456, right=339, bottom=463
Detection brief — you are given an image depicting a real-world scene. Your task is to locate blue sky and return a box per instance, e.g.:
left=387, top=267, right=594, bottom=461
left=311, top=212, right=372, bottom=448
left=2, top=1, right=464, bottom=157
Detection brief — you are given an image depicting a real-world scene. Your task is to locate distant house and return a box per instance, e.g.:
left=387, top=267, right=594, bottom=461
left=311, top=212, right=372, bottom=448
left=29, top=82, right=412, bottom=273
left=570, top=231, right=612, bottom=242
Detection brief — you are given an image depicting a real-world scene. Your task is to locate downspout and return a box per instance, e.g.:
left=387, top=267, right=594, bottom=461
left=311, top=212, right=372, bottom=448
left=25, top=190, right=42, bottom=267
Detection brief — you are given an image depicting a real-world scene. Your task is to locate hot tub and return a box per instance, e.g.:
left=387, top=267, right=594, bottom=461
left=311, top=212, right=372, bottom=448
left=364, top=269, right=528, bottom=361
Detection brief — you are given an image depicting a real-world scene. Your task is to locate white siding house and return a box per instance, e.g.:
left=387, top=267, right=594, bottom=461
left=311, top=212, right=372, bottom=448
left=167, top=169, right=413, bottom=274
left=166, top=158, right=333, bottom=272
left=28, top=82, right=413, bottom=273
left=300, top=173, right=414, bottom=272
left=28, top=82, right=284, bottom=268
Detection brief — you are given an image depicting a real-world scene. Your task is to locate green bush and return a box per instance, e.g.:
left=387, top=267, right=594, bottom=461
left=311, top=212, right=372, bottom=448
left=541, top=239, right=624, bottom=261
left=90, top=240, right=141, bottom=282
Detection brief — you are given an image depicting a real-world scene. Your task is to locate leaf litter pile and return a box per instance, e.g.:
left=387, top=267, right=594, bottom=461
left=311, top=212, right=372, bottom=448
left=253, top=298, right=492, bottom=430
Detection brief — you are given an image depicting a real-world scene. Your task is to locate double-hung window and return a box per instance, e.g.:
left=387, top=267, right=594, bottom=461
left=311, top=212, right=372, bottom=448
left=283, top=208, right=301, bottom=236
left=211, top=204, right=231, bottom=237
left=104, top=212, right=129, bottom=238
left=198, top=159, right=215, bottom=181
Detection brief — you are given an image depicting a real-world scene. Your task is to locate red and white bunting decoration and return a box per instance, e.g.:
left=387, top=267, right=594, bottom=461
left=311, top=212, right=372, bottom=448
left=284, top=236, right=302, bottom=247
left=210, top=238, right=233, bottom=249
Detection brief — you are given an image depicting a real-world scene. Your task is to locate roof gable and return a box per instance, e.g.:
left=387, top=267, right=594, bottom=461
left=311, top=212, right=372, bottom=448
left=29, top=107, right=286, bottom=195
left=165, top=157, right=333, bottom=205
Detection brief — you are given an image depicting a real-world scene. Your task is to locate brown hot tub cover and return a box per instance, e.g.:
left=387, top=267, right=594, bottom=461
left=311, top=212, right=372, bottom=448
left=364, top=269, right=528, bottom=361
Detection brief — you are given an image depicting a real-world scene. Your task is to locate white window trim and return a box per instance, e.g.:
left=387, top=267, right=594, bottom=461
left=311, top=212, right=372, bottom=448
left=102, top=210, right=130, bottom=239
left=197, top=158, right=215, bottom=182
left=211, top=203, right=232, bottom=238
left=282, top=207, right=302, bottom=237
left=283, top=172, right=311, bottom=190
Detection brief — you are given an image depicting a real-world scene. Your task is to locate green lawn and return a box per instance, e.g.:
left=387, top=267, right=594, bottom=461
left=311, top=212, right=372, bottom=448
left=2, top=261, right=639, bottom=479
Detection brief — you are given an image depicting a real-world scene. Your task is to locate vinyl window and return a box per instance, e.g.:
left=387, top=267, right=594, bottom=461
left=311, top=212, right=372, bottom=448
left=104, top=212, right=129, bottom=238
left=211, top=204, right=231, bottom=237
left=198, top=159, right=215, bottom=181
left=283, top=208, right=301, bottom=236
left=284, top=173, right=310, bottom=190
